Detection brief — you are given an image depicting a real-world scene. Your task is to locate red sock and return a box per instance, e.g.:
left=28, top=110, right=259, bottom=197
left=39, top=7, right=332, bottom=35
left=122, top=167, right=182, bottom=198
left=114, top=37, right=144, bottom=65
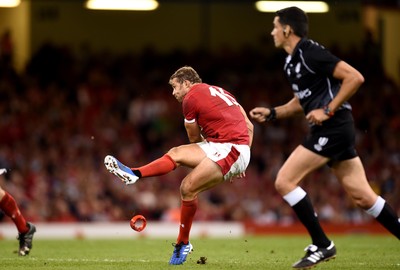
left=0, top=192, right=29, bottom=233
left=176, top=198, right=198, bottom=244
left=132, top=154, right=177, bottom=178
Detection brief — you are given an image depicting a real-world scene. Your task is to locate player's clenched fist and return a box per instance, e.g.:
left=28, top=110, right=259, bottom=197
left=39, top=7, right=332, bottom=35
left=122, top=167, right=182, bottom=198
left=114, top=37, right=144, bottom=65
left=249, top=107, right=270, bottom=123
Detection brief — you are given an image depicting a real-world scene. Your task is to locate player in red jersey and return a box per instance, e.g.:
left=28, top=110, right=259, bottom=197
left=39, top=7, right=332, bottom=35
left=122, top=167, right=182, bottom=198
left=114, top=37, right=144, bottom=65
left=105, top=66, right=253, bottom=265
left=0, top=169, right=36, bottom=256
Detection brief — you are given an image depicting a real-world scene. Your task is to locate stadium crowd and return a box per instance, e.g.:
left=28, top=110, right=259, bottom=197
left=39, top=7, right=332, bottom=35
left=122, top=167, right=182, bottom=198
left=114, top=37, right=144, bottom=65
left=0, top=33, right=399, bottom=226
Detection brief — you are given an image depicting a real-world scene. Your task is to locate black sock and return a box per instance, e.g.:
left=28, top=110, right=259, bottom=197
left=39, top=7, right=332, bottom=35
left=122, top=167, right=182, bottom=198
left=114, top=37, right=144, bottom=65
left=292, top=195, right=331, bottom=247
left=376, top=203, right=400, bottom=240
left=132, top=169, right=142, bottom=178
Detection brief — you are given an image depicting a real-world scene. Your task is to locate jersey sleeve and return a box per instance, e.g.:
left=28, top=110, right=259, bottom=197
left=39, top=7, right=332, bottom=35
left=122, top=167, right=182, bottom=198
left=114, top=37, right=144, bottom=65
left=305, top=47, right=341, bottom=76
left=182, top=94, right=198, bottom=123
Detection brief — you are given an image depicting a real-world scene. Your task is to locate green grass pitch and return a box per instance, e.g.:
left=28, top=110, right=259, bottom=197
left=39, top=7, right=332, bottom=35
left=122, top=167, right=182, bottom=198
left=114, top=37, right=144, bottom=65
left=0, top=235, right=398, bottom=270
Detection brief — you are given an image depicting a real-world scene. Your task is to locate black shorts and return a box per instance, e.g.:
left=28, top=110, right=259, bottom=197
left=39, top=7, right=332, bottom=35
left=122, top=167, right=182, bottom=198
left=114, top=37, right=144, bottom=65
left=302, top=109, right=358, bottom=166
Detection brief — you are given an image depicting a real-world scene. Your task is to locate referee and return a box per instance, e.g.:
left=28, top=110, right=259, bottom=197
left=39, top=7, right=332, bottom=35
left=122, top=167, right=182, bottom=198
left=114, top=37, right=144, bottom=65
left=249, top=6, right=400, bottom=269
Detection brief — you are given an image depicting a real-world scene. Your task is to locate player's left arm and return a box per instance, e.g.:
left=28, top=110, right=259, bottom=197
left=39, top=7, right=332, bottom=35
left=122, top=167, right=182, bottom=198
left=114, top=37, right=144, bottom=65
left=328, top=60, right=365, bottom=112
left=184, top=121, right=204, bottom=143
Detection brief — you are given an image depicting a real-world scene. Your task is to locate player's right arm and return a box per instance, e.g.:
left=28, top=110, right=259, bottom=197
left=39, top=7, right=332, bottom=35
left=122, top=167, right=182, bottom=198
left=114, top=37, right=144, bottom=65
left=184, top=120, right=203, bottom=143
left=249, top=96, right=303, bottom=123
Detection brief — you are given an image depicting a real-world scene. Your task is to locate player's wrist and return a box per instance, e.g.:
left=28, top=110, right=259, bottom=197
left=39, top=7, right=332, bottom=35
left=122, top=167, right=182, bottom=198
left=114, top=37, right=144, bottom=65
left=323, top=105, right=334, bottom=117
left=266, top=107, right=276, bottom=121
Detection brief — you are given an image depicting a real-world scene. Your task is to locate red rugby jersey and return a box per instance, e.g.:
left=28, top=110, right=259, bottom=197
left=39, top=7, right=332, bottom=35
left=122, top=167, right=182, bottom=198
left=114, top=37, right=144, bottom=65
left=182, top=83, right=249, bottom=145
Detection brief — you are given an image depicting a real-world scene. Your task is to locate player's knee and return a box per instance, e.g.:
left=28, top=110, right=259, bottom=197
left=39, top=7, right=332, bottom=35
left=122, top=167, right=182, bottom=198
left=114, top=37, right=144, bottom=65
left=275, top=169, right=303, bottom=195
left=166, top=147, right=179, bottom=159
left=352, top=195, right=376, bottom=210
left=274, top=177, right=287, bottom=195
left=353, top=199, right=368, bottom=209
left=180, top=181, right=195, bottom=200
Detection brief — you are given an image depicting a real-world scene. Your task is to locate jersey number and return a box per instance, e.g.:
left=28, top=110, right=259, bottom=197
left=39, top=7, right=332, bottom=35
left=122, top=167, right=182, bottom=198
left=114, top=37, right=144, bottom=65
left=209, top=87, right=238, bottom=106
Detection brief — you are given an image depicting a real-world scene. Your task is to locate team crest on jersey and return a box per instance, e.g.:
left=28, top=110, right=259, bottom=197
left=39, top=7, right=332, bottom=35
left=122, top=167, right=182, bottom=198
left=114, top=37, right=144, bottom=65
left=295, top=62, right=302, bottom=79
left=286, top=67, right=291, bottom=76
left=314, top=137, right=329, bottom=152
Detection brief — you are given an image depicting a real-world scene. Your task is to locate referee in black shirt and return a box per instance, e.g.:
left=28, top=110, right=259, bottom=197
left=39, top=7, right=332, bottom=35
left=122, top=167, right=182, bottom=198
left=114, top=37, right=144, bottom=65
left=249, top=6, right=400, bottom=269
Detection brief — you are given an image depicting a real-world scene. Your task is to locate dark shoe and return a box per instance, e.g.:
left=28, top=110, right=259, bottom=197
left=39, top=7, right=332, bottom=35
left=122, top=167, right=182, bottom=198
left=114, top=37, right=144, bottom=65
left=18, top=222, right=36, bottom=256
left=292, top=241, right=336, bottom=269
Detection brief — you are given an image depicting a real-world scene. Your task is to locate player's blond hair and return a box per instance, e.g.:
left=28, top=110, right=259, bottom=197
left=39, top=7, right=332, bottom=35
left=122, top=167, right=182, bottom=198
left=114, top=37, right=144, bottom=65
left=169, top=66, right=202, bottom=85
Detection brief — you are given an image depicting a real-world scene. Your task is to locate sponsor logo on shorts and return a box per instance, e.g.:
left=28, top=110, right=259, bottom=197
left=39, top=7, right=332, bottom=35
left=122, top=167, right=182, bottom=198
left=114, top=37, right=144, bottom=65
left=314, top=137, right=328, bottom=151
left=213, top=152, right=221, bottom=158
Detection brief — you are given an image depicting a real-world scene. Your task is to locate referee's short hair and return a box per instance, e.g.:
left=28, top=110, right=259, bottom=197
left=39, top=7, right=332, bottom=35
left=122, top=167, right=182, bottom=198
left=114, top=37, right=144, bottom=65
left=276, top=6, right=308, bottom=38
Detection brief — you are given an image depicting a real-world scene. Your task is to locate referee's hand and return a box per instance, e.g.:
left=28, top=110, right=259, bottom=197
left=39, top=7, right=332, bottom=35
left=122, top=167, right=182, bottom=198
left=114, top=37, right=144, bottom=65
left=306, top=108, right=330, bottom=125
left=249, top=107, right=269, bottom=123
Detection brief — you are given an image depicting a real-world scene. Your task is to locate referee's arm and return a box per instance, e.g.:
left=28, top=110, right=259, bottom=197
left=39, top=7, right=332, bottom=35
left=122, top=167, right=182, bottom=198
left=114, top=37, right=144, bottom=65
left=275, top=96, right=304, bottom=119
left=328, top=61, right=365, bottom=112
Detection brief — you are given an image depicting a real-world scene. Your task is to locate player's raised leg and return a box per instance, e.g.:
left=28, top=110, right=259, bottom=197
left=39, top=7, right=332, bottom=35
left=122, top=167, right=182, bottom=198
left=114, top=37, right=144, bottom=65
left=104, top=155, right=139, bottom=185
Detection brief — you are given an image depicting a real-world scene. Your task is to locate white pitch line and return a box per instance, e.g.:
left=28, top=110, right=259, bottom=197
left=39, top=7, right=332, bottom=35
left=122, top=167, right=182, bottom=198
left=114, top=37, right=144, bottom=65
left=0, top=258, right=151, bottom=263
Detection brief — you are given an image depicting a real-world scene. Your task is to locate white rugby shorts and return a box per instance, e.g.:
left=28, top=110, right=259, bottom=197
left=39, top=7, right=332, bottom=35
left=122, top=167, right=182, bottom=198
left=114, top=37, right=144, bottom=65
left=197, top=141, right=250, bottom=181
